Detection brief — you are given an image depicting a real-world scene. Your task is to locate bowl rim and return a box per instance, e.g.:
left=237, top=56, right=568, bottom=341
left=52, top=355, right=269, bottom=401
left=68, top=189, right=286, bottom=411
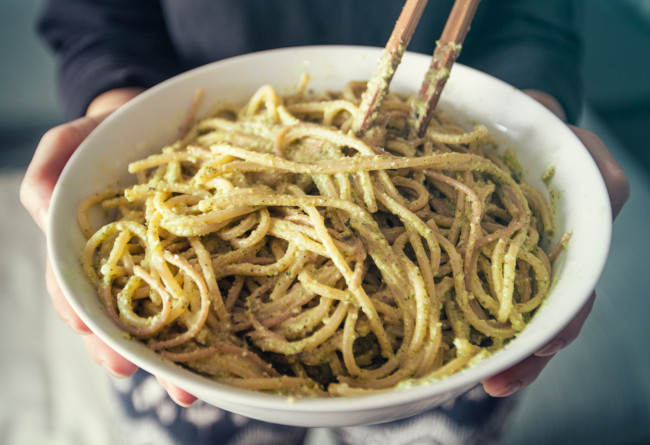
left=47, top=45, right=612, bottom=418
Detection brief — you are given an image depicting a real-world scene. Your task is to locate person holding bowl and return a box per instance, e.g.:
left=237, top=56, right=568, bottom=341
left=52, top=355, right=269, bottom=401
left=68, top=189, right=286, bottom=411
left=21, top=1, right=629, bottom=443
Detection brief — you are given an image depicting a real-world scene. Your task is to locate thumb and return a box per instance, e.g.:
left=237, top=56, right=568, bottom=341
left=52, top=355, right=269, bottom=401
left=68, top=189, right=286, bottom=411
left=20, top=114, right=108, bottom=233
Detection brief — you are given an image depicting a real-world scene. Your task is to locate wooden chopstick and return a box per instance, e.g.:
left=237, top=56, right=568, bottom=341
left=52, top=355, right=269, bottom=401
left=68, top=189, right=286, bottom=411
left=352, top=0, right=429, bottom=137
left=411, top=0, right=481, bottom=137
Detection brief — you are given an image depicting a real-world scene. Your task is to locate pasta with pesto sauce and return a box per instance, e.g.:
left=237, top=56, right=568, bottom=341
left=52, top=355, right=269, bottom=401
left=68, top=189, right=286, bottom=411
left=78, top=76, right=565, bottom=397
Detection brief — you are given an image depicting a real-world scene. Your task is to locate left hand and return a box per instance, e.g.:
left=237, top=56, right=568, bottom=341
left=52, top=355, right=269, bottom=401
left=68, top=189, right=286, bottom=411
left=21, top=87, right=199, bottom=407
left=481, top=92, right=630, bottom=397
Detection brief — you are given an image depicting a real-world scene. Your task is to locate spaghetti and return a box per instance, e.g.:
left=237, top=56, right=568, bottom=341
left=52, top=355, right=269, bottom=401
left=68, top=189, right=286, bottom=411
left=79, top=78, right=563, bottom=397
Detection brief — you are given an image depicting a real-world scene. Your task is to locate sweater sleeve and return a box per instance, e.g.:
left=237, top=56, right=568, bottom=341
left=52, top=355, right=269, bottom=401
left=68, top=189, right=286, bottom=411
left=457, top=0, right=584, bottom=124
left=37, top=0, right=584, bottom=124
left=37, top=0, right=182, bottom=119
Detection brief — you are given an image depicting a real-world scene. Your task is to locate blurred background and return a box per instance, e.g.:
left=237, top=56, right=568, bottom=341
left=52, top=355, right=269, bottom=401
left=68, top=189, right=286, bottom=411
left=1, top=1, right=648, bottom=444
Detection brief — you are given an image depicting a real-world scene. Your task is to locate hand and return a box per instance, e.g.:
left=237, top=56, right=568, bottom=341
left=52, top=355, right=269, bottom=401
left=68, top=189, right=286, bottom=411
left=481, top=93, right=630, bottom=397
left=20, top=87, right=200, bottom=407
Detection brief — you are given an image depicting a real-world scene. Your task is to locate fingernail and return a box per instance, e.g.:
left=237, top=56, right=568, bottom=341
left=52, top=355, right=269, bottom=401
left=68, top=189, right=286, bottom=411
left=170, top=394, right=195, bottom=408
left=536, top=339, right=566, bottom=357
left=491, top=380, right=522, bottom=398
left=64, top=318, right=91, bottom=335
left=102, top=362, right=131, bottom=379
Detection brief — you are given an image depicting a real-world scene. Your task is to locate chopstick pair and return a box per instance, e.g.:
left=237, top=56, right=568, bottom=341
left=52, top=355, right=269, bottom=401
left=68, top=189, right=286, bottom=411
left=353, top=0, right=481, bottom=138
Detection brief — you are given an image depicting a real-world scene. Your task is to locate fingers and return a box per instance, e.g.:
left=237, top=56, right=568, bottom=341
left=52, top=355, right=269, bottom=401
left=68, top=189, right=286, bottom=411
left=20, top=114, right=107, bottom=233
left=482, top=292, right=596, bottom=397
left=82, top=334, right=195, bottom=408
left=81, top=334, right=138, bottom=379
left=48, top=257, right=138, bottom=379
left=534, top=292, right=596, bottom=357
left=46, top=258, right=91, bottom=334
left=82, top=333, right=196, bottom=407
left=482, top=354, right=554, bottom=397
left=83, top=330, right=197, bottom=406
left=570, top=126, right=630, bottom=219
left=50, top=251, right=195, bottom=406
left=156, top=376, right=198, bottom=407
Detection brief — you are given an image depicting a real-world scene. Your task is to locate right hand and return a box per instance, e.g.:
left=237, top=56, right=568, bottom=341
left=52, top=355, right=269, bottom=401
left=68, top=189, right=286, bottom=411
left=20, top=87, right=200, bottom=407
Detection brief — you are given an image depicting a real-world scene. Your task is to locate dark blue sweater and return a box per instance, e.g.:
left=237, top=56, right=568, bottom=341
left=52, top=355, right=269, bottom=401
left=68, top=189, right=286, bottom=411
left=37, top=0, right=583, bottom=123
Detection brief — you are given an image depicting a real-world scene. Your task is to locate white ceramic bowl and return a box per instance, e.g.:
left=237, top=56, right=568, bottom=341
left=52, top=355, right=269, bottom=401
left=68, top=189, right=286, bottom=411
left=48, top=46, right=612, bottom=427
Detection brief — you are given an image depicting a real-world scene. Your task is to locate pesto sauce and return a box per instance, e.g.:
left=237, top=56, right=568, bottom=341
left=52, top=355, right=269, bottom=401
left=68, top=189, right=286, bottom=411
left=542, top=166, right=555, bottom=187
left=500, top=149, right=523, bottom=183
